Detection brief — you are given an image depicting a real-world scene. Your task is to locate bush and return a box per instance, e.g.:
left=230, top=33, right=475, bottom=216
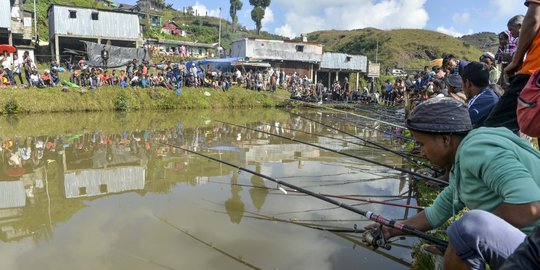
left=114, top=92, right=129, bottom=112
left=4, top=99, right=19, bottom=114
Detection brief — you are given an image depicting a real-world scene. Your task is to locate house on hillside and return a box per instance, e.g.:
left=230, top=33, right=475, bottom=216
left=48, top=4, right=143, bottom=63
left=161, top=21, right=186, bottom=37
left=95, top=0, right=116, bottom=7
left=231, top=38, right=323, bottom=79
left=0, top=0, right=33, bottom=47
left=317, top=52, right=368, bottom=89
left=117, top=1, right=162, bottom=29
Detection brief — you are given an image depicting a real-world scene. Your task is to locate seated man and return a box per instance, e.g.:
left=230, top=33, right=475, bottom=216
left=41, top=70, right=52, bottom=86
left=462, top=62, right=500, bottom=128
left=367, top=97, right=540, bottom=270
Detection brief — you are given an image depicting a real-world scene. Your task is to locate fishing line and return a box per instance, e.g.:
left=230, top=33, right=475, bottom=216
left=160, top=142, right=448, bottom=247
left=292, top=113, right=439, bottom=172
left=215, top=120, right=448, bottom=186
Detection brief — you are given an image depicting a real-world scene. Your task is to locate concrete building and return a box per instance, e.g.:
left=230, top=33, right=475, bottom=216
left=317, top=52, right=368, bottom=89
left=0, top=0, right=33, bottom=47
left=47, top=4, right=143, bottom=63
left=231, top=38, right=323, bottom=79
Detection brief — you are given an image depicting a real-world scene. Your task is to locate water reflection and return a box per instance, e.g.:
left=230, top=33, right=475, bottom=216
left=0, top=109, right=417, bottom=269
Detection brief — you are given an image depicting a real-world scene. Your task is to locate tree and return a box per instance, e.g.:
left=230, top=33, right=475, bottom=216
left=229, top=0, right=243, bottom=32
left=249, top=0, right=270, bottom=35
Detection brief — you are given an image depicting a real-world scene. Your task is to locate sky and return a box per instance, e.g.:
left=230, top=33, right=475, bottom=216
left=118, top=0, right=527, bottom=38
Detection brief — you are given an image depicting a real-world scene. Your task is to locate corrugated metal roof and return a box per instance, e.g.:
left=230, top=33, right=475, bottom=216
left=49, top=5, right=140, bottom=40
left=0, top=0, right=11, bottom=29
left=320, top=52, right=368, bottom=72
left=0, top=181, right=26, bottom=209
left=64, top=166, right=145, bottom=198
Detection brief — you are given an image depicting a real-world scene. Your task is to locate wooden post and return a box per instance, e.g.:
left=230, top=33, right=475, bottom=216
left=328, top=71, right=331, bottom=89
left=55, top=34, right=60, bottom=63
left=356, top=72, right=360, bottom=90
left=8, top=32, right=13, bottom=58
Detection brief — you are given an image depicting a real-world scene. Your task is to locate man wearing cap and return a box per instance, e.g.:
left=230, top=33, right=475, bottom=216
left=366, top=97, right=540, bottom=270
left=462, top=62, right=500, bottom=128
left=446, top=73, right=467, bottom=103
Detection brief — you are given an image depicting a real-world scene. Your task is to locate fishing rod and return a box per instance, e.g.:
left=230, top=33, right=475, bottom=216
left=160, top=142, right=448, bottom=249
left=215, top=120, right=448, bottom=186
left=259, top=122, right=384, bottom=152
left=291, top=113, right=440, bottom=172
left=289, top=99, right=407, bottom=129
left=154, top=214, right=262, bottom=270
left=328, top=114, right=415, bottom=142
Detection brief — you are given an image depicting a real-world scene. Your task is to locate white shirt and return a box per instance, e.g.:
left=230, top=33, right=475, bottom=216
left=1, top=56, right=12, bottom=70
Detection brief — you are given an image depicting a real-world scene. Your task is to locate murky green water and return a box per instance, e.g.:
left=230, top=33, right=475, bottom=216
left=0, top=108, right=420, bottom=269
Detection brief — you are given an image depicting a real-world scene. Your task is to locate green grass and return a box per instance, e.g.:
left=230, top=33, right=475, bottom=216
left=0, top=85, right=291, bottom=114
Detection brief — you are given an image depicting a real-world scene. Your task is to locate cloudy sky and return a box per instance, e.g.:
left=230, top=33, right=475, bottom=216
left=119, top=0, right=527, bottom=38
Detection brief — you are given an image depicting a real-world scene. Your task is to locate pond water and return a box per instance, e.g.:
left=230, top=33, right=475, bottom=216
left=0, top=108, right=421, bottom=270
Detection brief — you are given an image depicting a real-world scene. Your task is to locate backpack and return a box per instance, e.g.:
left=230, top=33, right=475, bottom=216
left=517, top=69, right=540, bottom=137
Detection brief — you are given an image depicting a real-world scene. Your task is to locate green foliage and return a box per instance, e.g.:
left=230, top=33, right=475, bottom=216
left=114, top=91, right=129, bottom=111
left=230, top=0, right=244, bottom=28
left=249, top=0, right=271, bottom=35
left=4, top=99, right=19, bottom=114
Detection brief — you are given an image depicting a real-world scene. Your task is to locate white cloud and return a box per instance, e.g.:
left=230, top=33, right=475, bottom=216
left=272, top=0, right=429, bottom=38
left=452, top=12, right=470, bottom=25
left=192, top=1, right=221, bottom=17
left=436, top=26, right=473, bottom=37
left=262, top=7, right=274, bottom=30
left=275, top=24, right=296, bottom=38
left=490, top=0, right=526, bottom=19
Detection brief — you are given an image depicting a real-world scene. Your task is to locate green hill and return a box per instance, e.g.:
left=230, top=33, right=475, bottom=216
left=306, top=28, right=483, bottom=69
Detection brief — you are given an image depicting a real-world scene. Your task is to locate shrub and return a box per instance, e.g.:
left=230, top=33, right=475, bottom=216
left=4, top=99, right=19, bottom=114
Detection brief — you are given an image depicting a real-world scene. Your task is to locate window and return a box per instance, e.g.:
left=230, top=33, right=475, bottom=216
left=99, top=184, right=108, bottom=193
left=296, top=45, right=304, bottom=52
left=78, top=187, right=87, bottom=196
left=69, top=10, right=77, bottom=19
left=346, top=56, right=352, bottom=62
left=91, top=12, right=99, bottom=20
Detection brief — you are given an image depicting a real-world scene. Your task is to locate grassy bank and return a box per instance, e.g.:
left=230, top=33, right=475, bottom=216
left=0, top=86, right=290, bottom=114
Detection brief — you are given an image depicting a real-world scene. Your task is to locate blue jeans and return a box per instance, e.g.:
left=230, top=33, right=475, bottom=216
left=447, top=210, right=526, bottom=270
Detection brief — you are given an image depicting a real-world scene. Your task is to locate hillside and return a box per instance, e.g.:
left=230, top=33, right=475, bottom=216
left=460, top=32, right=499, bottom=54
left=306, top=28, right=483, bottom=69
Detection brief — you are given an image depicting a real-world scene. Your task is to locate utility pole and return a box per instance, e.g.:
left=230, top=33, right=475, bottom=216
left=33, top=0, right=37, bottom=41
left=218, top=7, right=222, bottom=49
left=375, top=38, right=379, bottom=63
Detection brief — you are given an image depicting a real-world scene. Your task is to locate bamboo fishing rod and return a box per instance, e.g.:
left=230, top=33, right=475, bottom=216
left=215, top=120, right=448, bottom=186
left=291, top=113, right=440, bottom=172
left=160, top=142, right=448, bottom=248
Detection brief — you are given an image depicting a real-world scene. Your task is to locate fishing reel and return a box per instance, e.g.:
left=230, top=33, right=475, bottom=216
left=362, top=225, right=391, bottom=250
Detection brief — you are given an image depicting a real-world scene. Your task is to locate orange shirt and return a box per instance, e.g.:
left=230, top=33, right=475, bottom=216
left=518, top=0, right=540, bottom=75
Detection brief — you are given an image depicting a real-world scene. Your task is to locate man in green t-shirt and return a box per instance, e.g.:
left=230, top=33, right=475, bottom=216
left=367, top=97, right=540, bottom=270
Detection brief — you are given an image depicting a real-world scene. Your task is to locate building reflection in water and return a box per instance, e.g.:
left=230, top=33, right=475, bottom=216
left=0, top=111, right=409, bottom=244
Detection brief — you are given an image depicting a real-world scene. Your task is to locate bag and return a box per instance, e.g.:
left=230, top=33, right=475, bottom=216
left=517, top=69, right=540, bottom=137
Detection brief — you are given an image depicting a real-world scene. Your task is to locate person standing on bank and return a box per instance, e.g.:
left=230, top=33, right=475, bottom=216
left=101, top=46, right=109, bottom=69
left=366, top=97, right=540, bottom=270
left=484, top=2, right=540, bottom=133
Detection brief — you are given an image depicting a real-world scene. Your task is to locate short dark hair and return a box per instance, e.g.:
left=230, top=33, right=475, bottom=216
left=442, top=54, right=456, bottom=67
left=461, top=61, right=490, bottom=88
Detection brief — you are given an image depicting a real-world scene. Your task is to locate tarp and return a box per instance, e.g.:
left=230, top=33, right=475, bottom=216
left=82, top=41, right=151, bottom=68
left=186, top=57, right=243, bottom=69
